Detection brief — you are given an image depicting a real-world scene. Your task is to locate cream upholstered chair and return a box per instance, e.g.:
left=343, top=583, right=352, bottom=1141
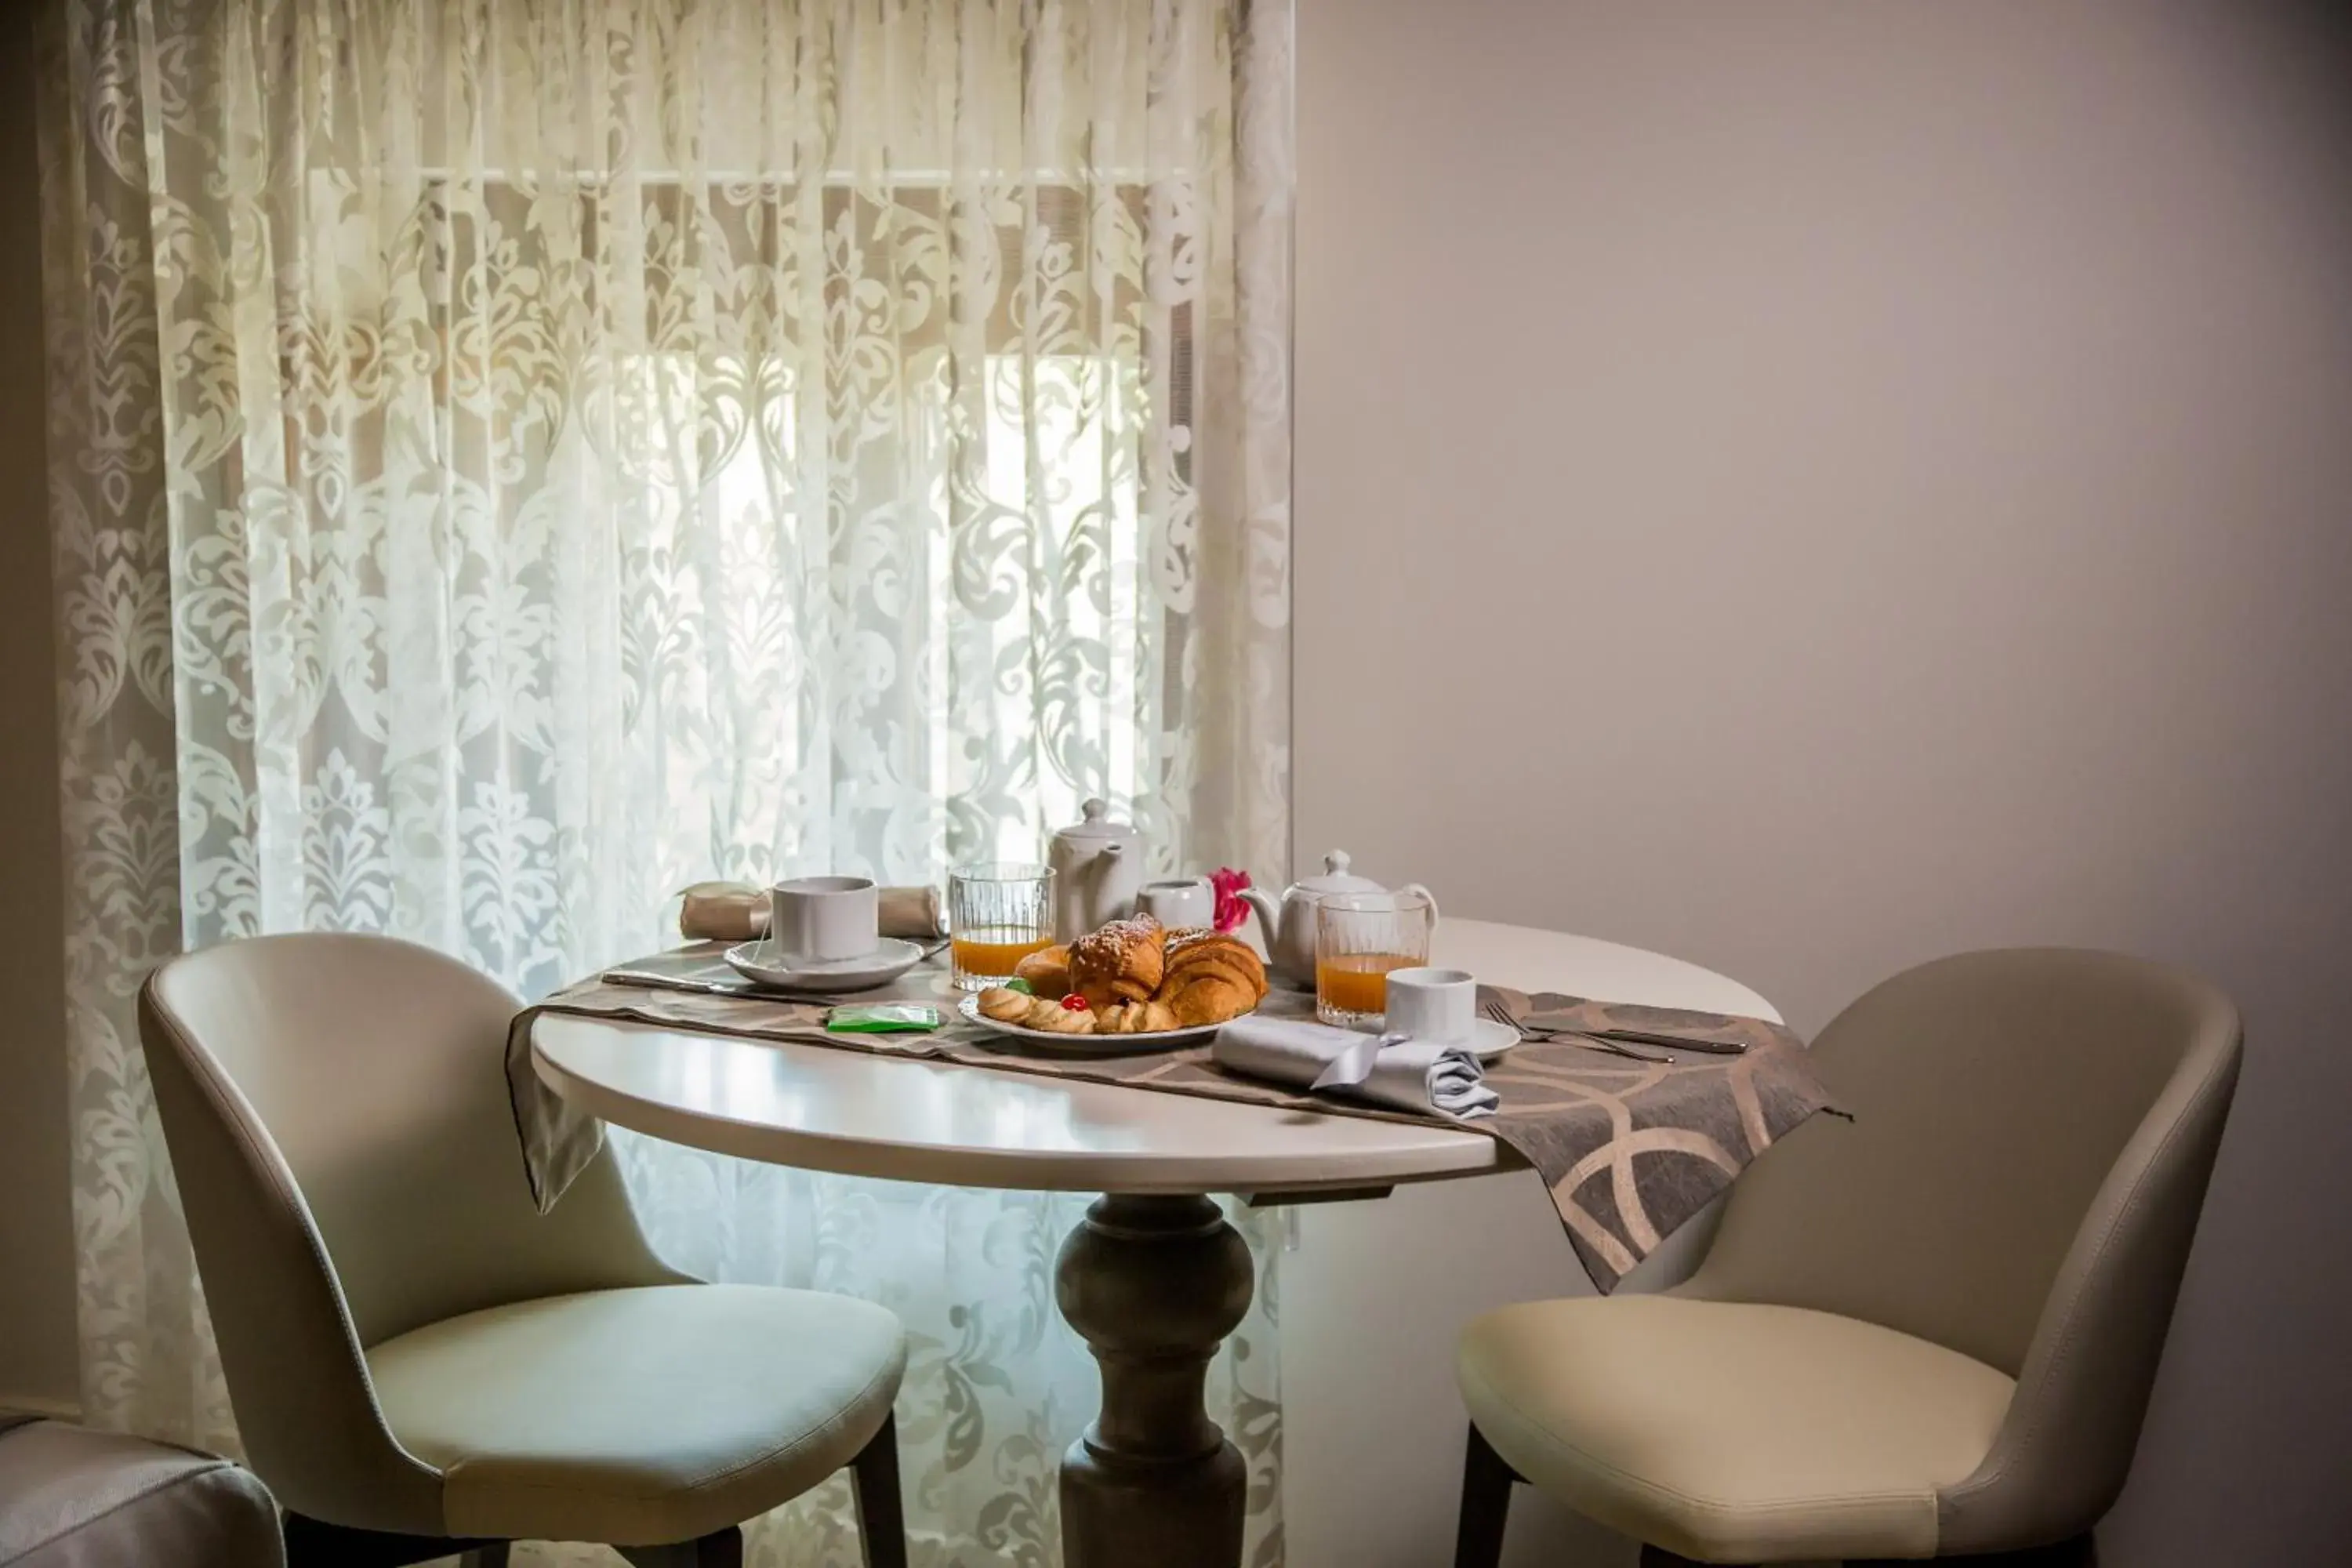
left=140, top=933, right=910, bottom=1568
left=1452, top=948, right=2241, bottom=1567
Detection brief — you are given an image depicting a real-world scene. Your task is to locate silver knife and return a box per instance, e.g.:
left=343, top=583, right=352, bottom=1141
left=1588, top=1026, right=1748, bottom=1054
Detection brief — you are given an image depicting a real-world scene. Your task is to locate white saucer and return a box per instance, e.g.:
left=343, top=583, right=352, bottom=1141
left=724, top=938, right=927, bottom=993
left=1460, top=1017, right=1519, bottom=1060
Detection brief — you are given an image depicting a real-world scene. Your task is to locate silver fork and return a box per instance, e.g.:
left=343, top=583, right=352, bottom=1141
left=1480, top=999, right=1675, bottom=1064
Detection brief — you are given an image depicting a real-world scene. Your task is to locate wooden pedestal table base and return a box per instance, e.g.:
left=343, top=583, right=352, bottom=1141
left=1054, top=1194, right=1255, bottom=1568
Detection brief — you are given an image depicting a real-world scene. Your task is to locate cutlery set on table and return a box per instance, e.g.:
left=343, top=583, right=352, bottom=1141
left=1476, top=1000, right=1751, bottom=1063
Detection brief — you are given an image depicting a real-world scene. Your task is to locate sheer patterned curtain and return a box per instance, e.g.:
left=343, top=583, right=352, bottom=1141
left=37, top=0, right=1292, bottom=1562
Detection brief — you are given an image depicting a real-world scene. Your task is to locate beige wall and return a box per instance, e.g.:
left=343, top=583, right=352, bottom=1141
left=0, top=8, right=75, bottom=1413
left=1287, top=2, right=2352, bottom=1565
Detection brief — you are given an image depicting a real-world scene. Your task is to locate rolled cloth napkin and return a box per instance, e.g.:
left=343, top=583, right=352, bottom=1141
left=677, top=880, right=944, bottom=942
left=1212, top=1014, right=1498, bottom=1120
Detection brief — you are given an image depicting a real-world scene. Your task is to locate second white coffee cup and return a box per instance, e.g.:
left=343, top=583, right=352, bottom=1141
left=1383, top=966, right=1476, bottom=1043
left=769, top=876, right=880, bottom=964
left=1138, top=877, right=1216, bottom=929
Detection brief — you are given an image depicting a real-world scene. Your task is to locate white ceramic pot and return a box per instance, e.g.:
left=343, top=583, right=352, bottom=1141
left=1047, top=799, right=1145, bottom=938
left=1237, top=851, right=1441, bottom=990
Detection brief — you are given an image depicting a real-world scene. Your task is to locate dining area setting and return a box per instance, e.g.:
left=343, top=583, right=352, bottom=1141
left=494, top=822, right=1853, bottom=1563
left=111, top=806, right=2241, bottom=1568
left=2, top=3, right=2348, bottom=1568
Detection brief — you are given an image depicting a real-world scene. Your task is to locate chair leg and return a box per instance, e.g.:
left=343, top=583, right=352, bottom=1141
left=1454, top=1423, right=1521, bottom=1568
left=281, top=1512, right=506, bottom=1568
left=1852, top=1539, right=2096, bottom=1567
left=851, top=1412, right=909, bottom=1568
left=619, top=1528, right=742, bottom=1568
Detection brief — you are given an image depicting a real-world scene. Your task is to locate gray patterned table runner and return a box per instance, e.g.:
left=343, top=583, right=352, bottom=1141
left=508, top=948, right=1840, bottom=1290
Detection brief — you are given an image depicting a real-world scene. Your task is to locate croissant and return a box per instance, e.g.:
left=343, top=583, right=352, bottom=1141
left=1157, top=929, right=1268, bottom=1027
left=1069, top=915, right=1167, bottom=1011
left=1164, top=977, right=1258, bottom=1028
left=1014, top=943, right=1073, bottom=998
left=1162, top=929, right=1269, bottom=999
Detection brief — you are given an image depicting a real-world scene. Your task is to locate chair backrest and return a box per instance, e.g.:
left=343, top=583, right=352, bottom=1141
left=140, top=932, right=678, bottom=1531
left=1682, top=947, right=2241, bottom=1549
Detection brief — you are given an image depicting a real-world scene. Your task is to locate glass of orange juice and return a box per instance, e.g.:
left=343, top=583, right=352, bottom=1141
left=948, top=862, right=1056, bottom=991
left=1316, top=889, right=1435, bottom=1028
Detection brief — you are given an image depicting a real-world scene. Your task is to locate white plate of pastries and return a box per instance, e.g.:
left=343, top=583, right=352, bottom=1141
left=964, top=916, right=1267, bottom=1051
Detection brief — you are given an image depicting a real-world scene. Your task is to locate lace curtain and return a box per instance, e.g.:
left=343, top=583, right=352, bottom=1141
left=37, top=0, right=1292, bottom=1562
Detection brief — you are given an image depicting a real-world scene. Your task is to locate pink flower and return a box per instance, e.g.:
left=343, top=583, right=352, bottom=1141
left=1210, top=867, right=1253, bottom=934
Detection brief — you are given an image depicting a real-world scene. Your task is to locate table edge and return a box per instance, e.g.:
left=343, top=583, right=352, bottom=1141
left=531, top=1017, right=1519, bottom=1196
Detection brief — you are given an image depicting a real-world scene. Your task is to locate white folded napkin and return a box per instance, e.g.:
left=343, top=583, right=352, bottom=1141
left=1212, top=1015, right=1498, bottom=1120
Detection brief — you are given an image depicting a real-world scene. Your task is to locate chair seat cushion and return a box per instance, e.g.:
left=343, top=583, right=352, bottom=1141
left=366, top=1283, right=905, bottom=1546
left=1457, top=1295, right=2013, bottom=1563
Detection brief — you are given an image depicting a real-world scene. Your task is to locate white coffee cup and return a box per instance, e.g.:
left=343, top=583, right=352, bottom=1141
left=768, top=876, right=880, bottom=964
left=1138, top=876, right=1216, bottom=930
left=1384, top=966, right=1476, bottom=1044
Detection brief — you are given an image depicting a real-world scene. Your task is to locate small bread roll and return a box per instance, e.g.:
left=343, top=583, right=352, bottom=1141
left=978, top=987, right=1034, bottom=1022
left=1014, top=944, right=1073, bottom=997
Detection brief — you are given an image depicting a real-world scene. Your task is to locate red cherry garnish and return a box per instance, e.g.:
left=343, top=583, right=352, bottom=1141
left=1061, top=993, right=1091, bottom=1011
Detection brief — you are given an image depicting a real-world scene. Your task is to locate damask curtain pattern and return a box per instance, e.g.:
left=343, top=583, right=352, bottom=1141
left=38, top=0, right=1292, bottom=1563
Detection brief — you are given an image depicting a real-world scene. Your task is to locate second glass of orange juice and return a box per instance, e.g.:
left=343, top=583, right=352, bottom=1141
left=948, top=862, right=1055, bottom=991
left=1315, top=888, right=1435, bottom=1028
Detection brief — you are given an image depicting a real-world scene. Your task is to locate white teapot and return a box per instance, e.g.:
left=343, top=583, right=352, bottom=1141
left=1048, top=799, right=1145, bottom=938
left=1238, top=851, right=1439, bottom=990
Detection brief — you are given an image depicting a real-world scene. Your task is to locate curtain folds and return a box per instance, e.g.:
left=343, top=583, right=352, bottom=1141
left=38, top=0, right=1293, bottom=1561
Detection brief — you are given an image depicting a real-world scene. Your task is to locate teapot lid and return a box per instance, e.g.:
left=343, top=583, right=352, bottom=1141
left=1294, top=850, right=1385, bottom=895
left=1055, top=797, right=1139, bottom=846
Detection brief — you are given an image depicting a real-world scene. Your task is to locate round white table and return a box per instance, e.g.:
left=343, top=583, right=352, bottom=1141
left=532, top=918, right=1776, bottom=1568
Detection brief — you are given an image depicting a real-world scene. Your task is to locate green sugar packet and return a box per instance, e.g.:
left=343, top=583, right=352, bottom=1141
left=826, top=1002, right=941, bottom=1033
